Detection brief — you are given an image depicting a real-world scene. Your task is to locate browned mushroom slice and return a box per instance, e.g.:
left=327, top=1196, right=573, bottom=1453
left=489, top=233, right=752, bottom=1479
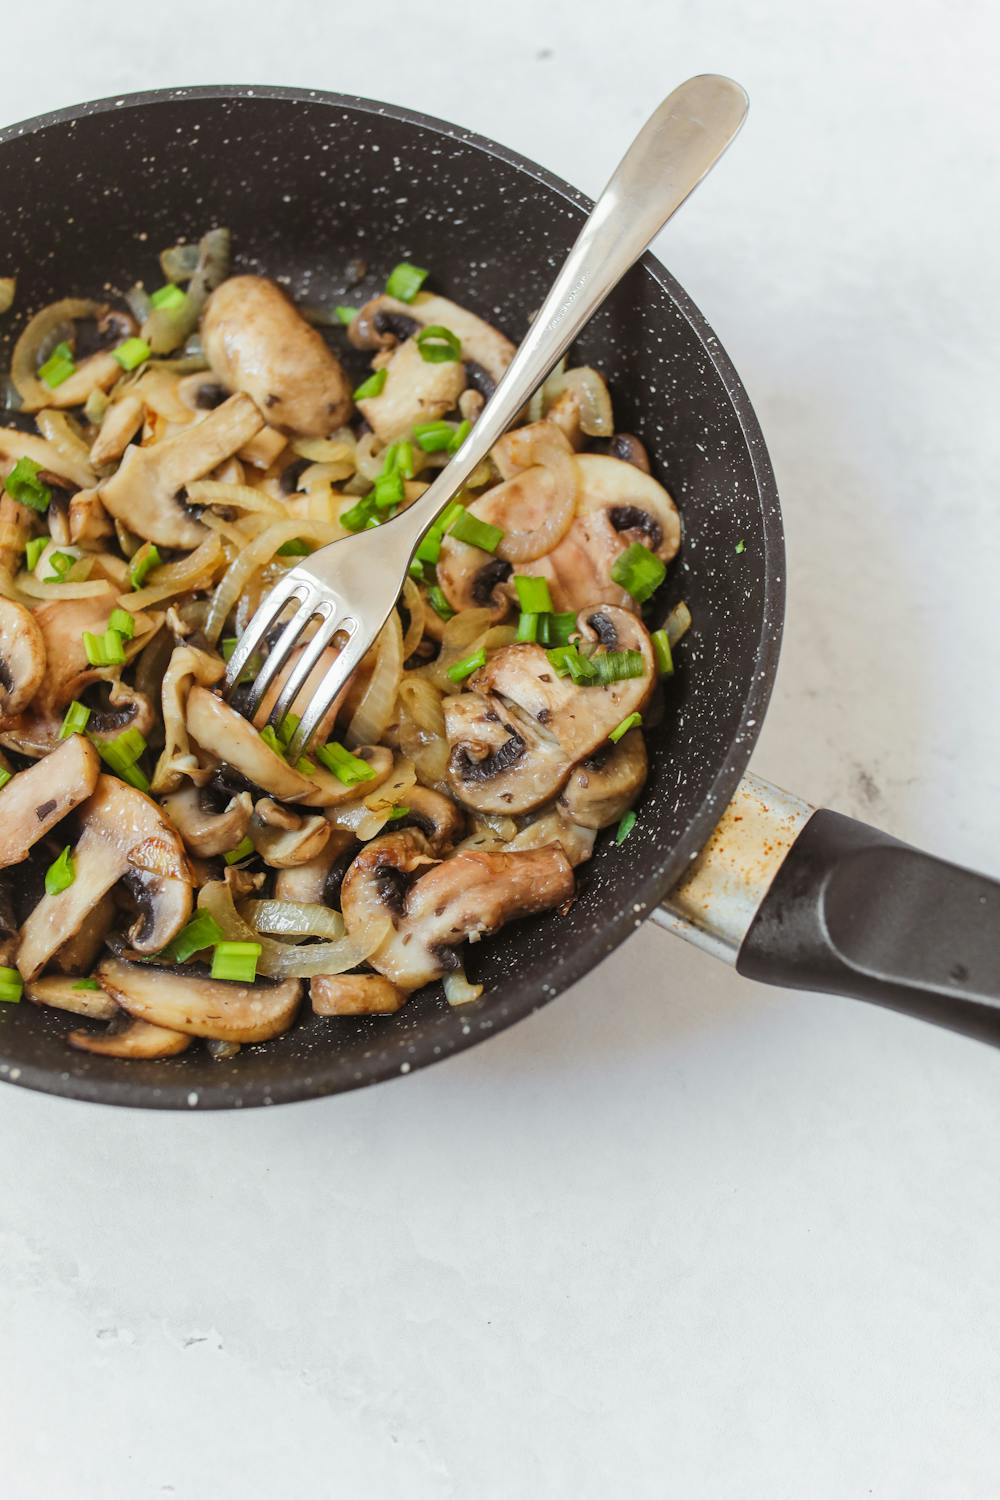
left=388, top=784, right=466, bottom=853
left=26, top=973, right=118, bottom=1020
left=341, top=828, right=573, bottom=990
left=68, top=1017, right=192, bottom=1058
left=250, top=643, right=351, bottom=750
left=504, top=810, right=597, bottom=867
left=30, top=592, right=160, bottom=717
left=17, top=775, right=194, bottom=980
left=201, top=276, right=352, bottom=436
left=274, top=828, right=356, bottom=904
left=311, top=973, right=406, bottom=1015
left=49, top=892, right=116, bottom=974
left=162, top=785, right=253, bottom=859
left=185, top=686, right=317, bottom=803
left=444, top=690, right=566, bottom=815
left=68, top=487, right=115, bottom=546
left=0, top=735, right=100, bottom=868
left=356, top=337, right=466, bottom=445
left=99, top=392, right=263, bottom=547
left=0, top=426, right=96, bottom=492
left=349, top=292, right=514, bottom=387
left=0, top=597, right=46, bottom=722
left=96, top=956, right=303, bottom=1043
left=249, top=808, right=331, bottom=868
left=557, top=729, right=648, bottom=830
left=89, top=393, right=145, bottom=466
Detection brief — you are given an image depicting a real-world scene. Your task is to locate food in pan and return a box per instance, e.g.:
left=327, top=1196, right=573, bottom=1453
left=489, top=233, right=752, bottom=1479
left=0, top=232, right=689, bottom=1061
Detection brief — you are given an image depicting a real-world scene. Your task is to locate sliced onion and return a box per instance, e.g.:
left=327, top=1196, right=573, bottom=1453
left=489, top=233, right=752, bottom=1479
left=199, top=510, right=260, bottom=549
left=528, top=356, right=566, bottom=424
left=397, top=675, right=450, bottom=787
left=15, top=574, right=112, bottom=600
left=124, top=533, right=223, bottom=612
left=142, top=227, right=230, bottom=355
left=443, top=969, right=484, bottom=1006
left=0, top=427, right=95, bottom=491
left=151, top=643, right=225, bottom=794
left=665, top=599, right=692, bottom=647
left=159, top=242, right=201, bottom=282
left=34, top=410, right=97, bottom=488
left=240, top=901, right=346, bottom=940
left=543, top=365, right=614, bottom=436
left=125, top=283, right=153, bottom=322
left=11, top=297, right=101, bottom=409
left=185, top=480, right=286, bottom=517
left=346, top=610, right=403, bottom=748
left=494, top=429, right=578, bottom=564
left=327, top=756, right=417, bottom=841
left=198, top=880, right=386, bottom=978
left=291, top=431, right=357, bottom=471
left=400, top=578, right=425, bottom=661
left=204, top=518, right=343, bottom=643
left=354, top=430, right=385, bottom=482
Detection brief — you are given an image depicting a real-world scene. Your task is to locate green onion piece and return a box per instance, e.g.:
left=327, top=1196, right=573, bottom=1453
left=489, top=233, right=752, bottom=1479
left=590, top=649, right=646, bottom=686
left=93, top=728, right=148, bottom=789
left=44, top=550, right=76, bottom=582
left=651, top=628, right=674, bottom=676
left=221, top=637, right=260, bottom=685
left=609, top=712, right=643, bottom=744
left=113, top=337, right=151, bottom=371
left=408, top=558, right=424, bottom=581
left=340, top=494, right=377, bottom=533
left=354, top=368, right=387, bottom=400
left=0, top=768, right=12, bottom=792
left=335, top=305, right=357, bottom=325
left=24, top=535, right=48, bottom=570
left=276, top=713, right=300, bottom=747
left=113, top=727, right=147, bottom=764
left=547, top=644, right=597, bottom=685
left=59, top=700, right=91, bottom=738
left=5, top=457, right=51, bottom=513
left=45, top=845, right=75, bottom=896
left=72, top=978, right=101, bottom=990
left=0, top=965, right=22, bottom=1003
left=129, top=542, right=161, bottom=590
left=514, top=576, right=553, bottom=614
left=516, top=612, right=540, bottom=643
left=446, top=647, right=486, bottom=684
left=259, top=724, right=285, bottom=759
left=439, top=500, right=466, bottom=532
left=735, top=539, right=746, bottom=554
left=161, top=912, right=225, bottom=964
left=610, top=542, right=666, bottom=604
left=412, top=420, right=455, bottom=453
left=448, top=509, right=503, bottom=554
left=39, top=340, right=76, bottom=389
left=315, top=741, right=377, bottom=786
left=295, top=755, right=317, bottom=775
left=108, top=607, right=135, bottom=639
left=210, top=941, right=262, bottom=984
left=447, top=419, right=472, bottom=454
left=82, top=629, right=126, bottom=667
left=416, top=324, right=461, bottom=363
left=385, top=805, right=410, bottom=821
left=415, top=527, right=443, bottom=565
left=373, top=468, right=405, bottom=510
left=391, top=440, right=415, bottom=478
left=276, top=538, right=313, bottom=556
left=538, top=612, right=578, bottom=647
left=150, top=283, right=187, bottom=311
left=427, top=584, right=454, bottom=621
left=385, top=262, right=428, bottom=302
left=224, top=836, right=256, bottom=866
left=615, top=810, right=637, bottom=844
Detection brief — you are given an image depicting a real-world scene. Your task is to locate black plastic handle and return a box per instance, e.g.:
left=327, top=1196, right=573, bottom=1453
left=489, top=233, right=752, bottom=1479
left=737, top=810, right=1000, bottom=1045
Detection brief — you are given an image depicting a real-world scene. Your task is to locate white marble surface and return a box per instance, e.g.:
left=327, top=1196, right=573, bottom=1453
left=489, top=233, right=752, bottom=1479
left=2, top=1, right=1000, bottom=1494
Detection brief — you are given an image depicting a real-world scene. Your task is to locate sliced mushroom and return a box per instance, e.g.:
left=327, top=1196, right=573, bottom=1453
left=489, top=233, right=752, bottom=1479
left=90, top=393, right=144, bottom=466
left=29, top=592, right=158, bottom=714
left=84, top=680, right=157, bottom=744
left=26, top=352, right=122, bottom=413
left=388, top=784, right=466, bottom=853
left=48, top=891, right=115, bottom=974
left=435, top=548, right=513, bottom=620
left=68, top=1017, right=192, bottom=1058
left=96, top=955, right=303, bottom=1043
left=557, top=729, right=648, bottom=830
left=601, top=433, right=651, bottom=472
left=68, top=487, right=115, bottom=546
left=311, top=973, right=406, bottom=1015
left=274, top=827, right=356, bottom=904
left=506, top=810, right=597, bottom=867
left=0, top=426, right=96, bottom=492
left=237, top=425, right=287, bottom=470
left=0, top=494, right=32, bottom=575
left=0, top=597, right=46, bottom=722
left=349, top=292, right=515, bottom=385
left=0, top=734, right=100, bottom=868
left=0, top=870, right=19, bottom=966
left=357, top=337, right=466, bottom=445
left=99, top=392, right=263, bottom=547
left=251, top=643, right=351, bottom=749
left=444, top=690, right=566, bottom=815
left=249, top=809, right=331, bottom=868
left=18, top=775, right=194, bottom=980
left=341, top=828, right=573, bottom=990
left=151, top=644, right=226, bottom=795
left=186, top=686, right=319, bottom=803
left=162, top=784, right=253, bottom=858
left=26, top=973, right=118, bottom=1020
left=201, top=276, right=352, bottom=436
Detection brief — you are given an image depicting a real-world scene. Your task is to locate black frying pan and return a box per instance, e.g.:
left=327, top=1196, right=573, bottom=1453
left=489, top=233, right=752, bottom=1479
left=0, top=86, right=996, bottom=1111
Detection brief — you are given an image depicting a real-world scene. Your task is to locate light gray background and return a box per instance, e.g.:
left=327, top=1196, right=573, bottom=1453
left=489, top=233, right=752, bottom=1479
left=2, top=2, right=999, bottom=1496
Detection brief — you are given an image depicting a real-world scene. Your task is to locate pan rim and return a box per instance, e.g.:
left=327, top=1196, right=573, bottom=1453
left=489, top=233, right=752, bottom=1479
left=0, top=84, right=785, bottom=1109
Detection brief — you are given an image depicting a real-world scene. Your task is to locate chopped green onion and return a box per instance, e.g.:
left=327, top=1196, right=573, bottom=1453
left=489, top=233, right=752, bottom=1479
left=129, top=542, right=161, bottom=590
left=416, top=324, right=461, bottom=363
left=448, top=419, right=471, bottom=454
left=415, top=527, right=443, bottom=565
left=113, top=337, right=151, bottom=371
left=514, top=576, right=553, bottom=614
left=276, top=537, right=314, bottom=556
left=5, top=457, right=51, bottom=513
left=735, top=539, right=746, bottom=554
left=610, top=542, right=666, bottom=604
left=59, top=700, right=91, bottom=738
left=439, top=500, right=466, bottom=532
left=221, top=637, right=260, bottom=685
left=547, top=644, right=597, bottom=685
left=315, top=741, right=377, bottom=786
left=45, top=845, right=75, bottom=896
left=385, top=262, right=428, bottom=302
left=373, top=468, right=405, bottom=510
left=446, top=647, right=486, bottom=684
left=149, top=283, right=187, bottom=311
left=516, top=612, right=540, bottom=643
left=616, top=810, right=637, bottom=844
left=590, top=649, right=646, bottom=686
left=295, top=755, right=317, bottom=775
left=82, top=629, right=126, bottom=667
left=0, top=768, right=12, bottom=792
left=340, top=494, right=377, bottom=532
left=407, top=558, right=424, bottom=581
left=412, top=420, right=455, bottom=453
left=335, top=305, right=357, bottom=325
left=651, top=627, right=674, bottom=676
left=427, top=584, right=454, bottom=620
left=24, top=534, right=48, bottom=570
left=72, top=978, right=101, bottom=990
left=609, top=712, right=643, bottom=744
left=44, top=550, right=75, bottom=582
left=538, top=612, right=579, bottom=647
left=93, top=727, right=148, bottom=789
left=39, top=340, right=76, bottom=389
left=211, top=941, right=262, bottom=984
left=448, top=509, right=503, bottom=554
left=161, top=912, right=225, bottom=964
left=259, top=724, right=285, bottom=759
left=108, top=607, right=135, bottom=639
left=385, top=805, right=410, bottom=821
left=354, top=368, right=387, bottom=400
left=276, top=713, right=300, bottom=747
left=0, top=965, right=22, bottom=1003
left=224, top=836, right=256, bottom=865
left=388, top=439, right=415, bottom=478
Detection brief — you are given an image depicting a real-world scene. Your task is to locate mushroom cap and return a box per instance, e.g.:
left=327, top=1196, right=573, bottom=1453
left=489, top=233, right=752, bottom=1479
left=31, top=591, right=159, bottom=713
left=249, top=809, right=332, bottom=868
left=349, top=292, right=515, bottom=384
left=388, top=784, right=466, bottom=854
left=444, top=690, right=566, bottom=815
left=557, top=729, right=648, bottom=830
left=0, top=733, right=100, bottom=869
left=0, top=597, right=46, bottom=724
left=311, top=973, right=406, bottom=1015
left=26, top=972, right=118, bottom=1021
left=356, top=336, right=466, bottom=446
left=96, top=955, right=303, bottom=1043
left=68, top=1016, right=192, bottom=1058
left=185, top=686, right=318, bottom=804
left=162, top=785, right=253, bottom=859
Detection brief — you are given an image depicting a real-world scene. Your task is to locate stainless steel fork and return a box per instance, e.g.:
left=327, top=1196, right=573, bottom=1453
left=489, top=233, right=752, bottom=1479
left=224, top=74, right=749, bottom=760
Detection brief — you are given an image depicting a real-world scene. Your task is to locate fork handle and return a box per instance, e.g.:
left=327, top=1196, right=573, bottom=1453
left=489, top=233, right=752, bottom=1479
left=395, top=73, right=749, bottom=540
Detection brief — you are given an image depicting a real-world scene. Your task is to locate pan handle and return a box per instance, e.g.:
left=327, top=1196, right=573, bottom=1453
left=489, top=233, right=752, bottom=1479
left=652, top=774, right=1000, bottom=1045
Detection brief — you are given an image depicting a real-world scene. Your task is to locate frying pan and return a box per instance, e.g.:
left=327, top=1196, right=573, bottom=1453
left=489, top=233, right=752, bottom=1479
left=0, top=86, right=997, bottom=1112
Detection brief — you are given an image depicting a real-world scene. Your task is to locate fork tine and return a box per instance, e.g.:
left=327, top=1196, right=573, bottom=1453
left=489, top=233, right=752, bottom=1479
left=242, top=587, right=323, bottom=717
left=286, top=616, right=376, bottom=760
left=266, top=604, right=341, bottom=730
left=223, top=572, right=310, bottom=695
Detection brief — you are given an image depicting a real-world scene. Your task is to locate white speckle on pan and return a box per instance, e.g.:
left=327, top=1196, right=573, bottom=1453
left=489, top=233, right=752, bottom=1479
left=400, top=1062, right=410, bottom=1074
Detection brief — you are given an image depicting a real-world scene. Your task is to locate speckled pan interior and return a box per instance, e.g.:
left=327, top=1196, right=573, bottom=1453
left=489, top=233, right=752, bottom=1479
left=0, top=86, right=783, bottom=1109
